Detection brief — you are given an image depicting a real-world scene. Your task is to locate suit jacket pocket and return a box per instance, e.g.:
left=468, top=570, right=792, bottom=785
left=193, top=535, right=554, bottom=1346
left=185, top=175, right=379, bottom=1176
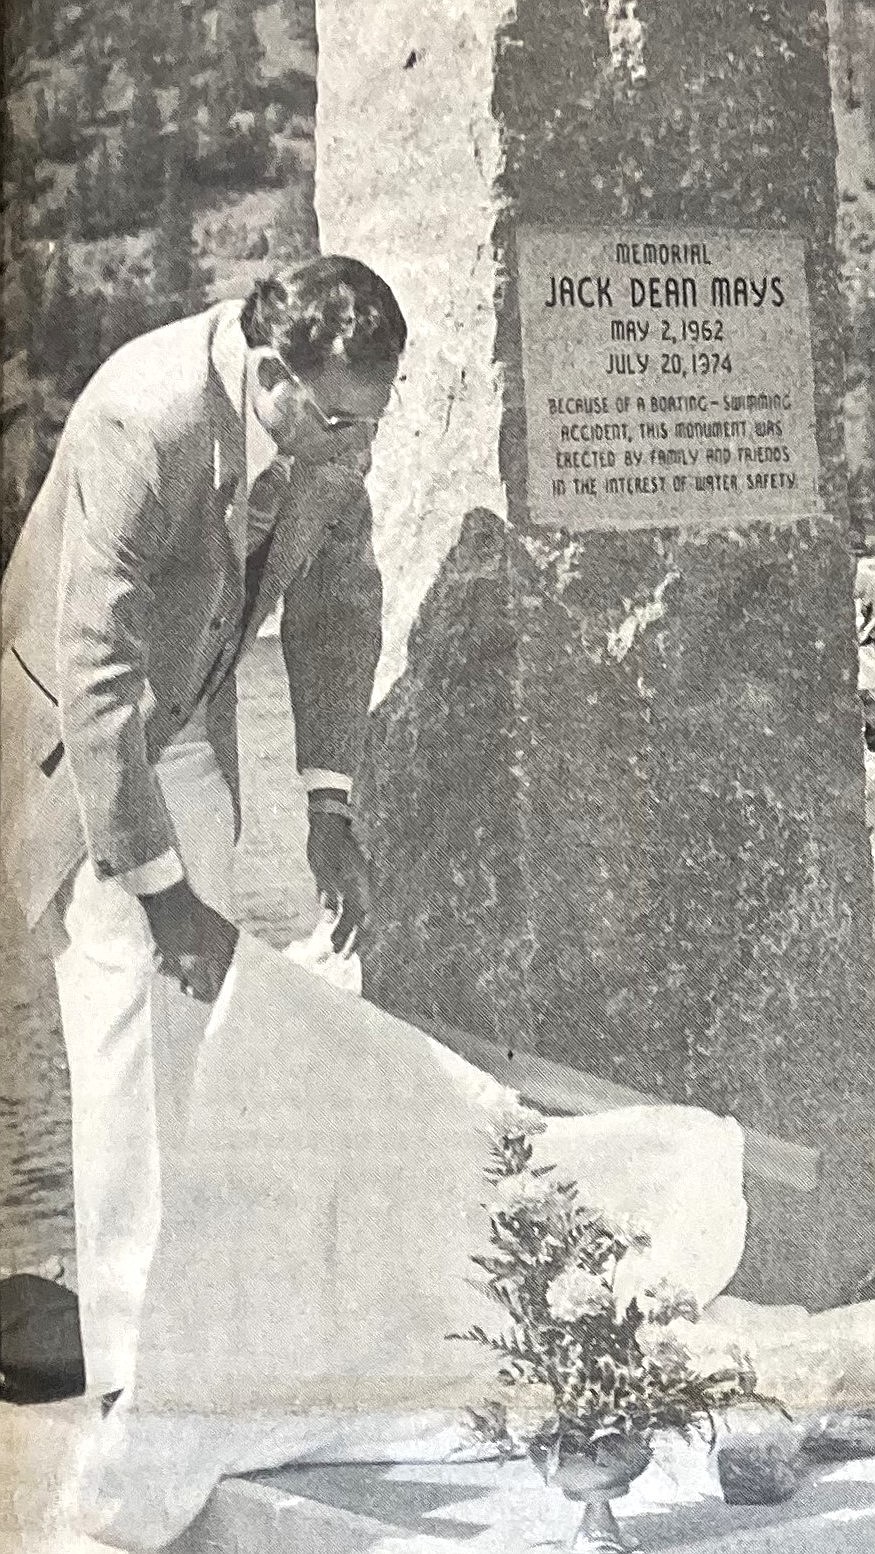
left=0, top=644, right=89, bottom=927
left=0, top=646, right=65, bottom=775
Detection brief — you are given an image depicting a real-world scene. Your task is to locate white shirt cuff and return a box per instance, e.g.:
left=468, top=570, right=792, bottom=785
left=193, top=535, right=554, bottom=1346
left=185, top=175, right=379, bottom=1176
left=301, top=769, right=352, bottom=796
left=116, top=848, right=186, bottom=897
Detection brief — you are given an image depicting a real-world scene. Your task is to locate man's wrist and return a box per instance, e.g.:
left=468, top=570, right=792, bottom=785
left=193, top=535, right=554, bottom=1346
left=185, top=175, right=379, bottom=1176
left=302, top=768, right=352, bottom=798
left=306, top=770, right=354, bottom=823
left=117, top=848, right=185, bottom=898
left=139, top=877, right=190, bottom=906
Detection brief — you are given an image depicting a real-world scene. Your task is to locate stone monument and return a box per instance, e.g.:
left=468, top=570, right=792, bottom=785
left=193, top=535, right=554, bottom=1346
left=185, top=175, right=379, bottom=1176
left=314, top=0, right=875, bottom=1307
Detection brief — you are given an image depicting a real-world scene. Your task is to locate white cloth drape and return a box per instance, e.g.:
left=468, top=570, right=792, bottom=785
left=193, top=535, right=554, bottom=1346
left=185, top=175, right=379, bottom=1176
left=75, top=933, right=747, bottom=1550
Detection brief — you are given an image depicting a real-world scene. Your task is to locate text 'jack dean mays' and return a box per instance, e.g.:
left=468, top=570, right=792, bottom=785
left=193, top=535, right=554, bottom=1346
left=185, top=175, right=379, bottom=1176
left=544, top=275, right=786, bottom=309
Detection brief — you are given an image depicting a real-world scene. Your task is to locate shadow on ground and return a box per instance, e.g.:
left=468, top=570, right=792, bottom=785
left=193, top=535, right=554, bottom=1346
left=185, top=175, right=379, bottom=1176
left=249, top=1462, right=493, bottom=1540
left=193, top=1456, right=875, bottom=1552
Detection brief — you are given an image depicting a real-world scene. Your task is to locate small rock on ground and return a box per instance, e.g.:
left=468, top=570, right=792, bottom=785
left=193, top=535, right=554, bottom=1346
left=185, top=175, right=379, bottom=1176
left=803, top=1410, right=875, bottom=1462
left=717, top=1429, right=806, bottom=1505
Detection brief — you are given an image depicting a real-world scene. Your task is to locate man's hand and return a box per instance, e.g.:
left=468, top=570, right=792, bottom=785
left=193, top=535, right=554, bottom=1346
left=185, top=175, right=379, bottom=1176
left=140, top=879, right=239, bottom=1003
left=306, top=808, right=371, bottom=951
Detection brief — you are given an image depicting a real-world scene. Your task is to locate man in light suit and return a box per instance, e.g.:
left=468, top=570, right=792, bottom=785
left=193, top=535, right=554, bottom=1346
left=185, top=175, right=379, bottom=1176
left=0, top=256, right=407, bottom=1396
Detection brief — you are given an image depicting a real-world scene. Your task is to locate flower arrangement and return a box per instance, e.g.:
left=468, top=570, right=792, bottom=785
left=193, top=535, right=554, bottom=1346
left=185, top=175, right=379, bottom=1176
left=452, top=1101, right=784, bottom=1474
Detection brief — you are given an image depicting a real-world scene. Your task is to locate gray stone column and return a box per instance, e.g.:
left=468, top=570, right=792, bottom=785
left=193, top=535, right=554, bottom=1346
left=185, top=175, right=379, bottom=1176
left=316, top=0, right=875, bottom=1306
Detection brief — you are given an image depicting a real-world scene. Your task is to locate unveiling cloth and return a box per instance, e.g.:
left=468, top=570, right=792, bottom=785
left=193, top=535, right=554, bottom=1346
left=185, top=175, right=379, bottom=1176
left=76, top=932, right=747, bottom=1550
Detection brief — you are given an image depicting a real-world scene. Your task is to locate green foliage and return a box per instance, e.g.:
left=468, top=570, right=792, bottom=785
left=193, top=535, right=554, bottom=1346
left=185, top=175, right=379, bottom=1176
left=196, top=102, right=273, bottom=190
left=64, top=137, right=130, bottom=242
left=214, top=0, right=265, bottom=111
left=33, top=88, right=50, bottom=143
left=18, top=249, right=47, bottom=370
left=151, top=139, right=212, bottom=314
left=90, top=139, right=118, bottom=238
left=79, top=33, right=113, bottom=120
left=119, top=71, right=165, bottom=225
left=41, top=92, right=83, bottom=163
left=453, top=1116, right=786, bottom=1463
left=40, top=247, right=77, bottom=379
left=37, top=247, right=102, bottom=392
left=66, top=152, right=93, bottom=240
left=99, top=275, right=154, bottom=359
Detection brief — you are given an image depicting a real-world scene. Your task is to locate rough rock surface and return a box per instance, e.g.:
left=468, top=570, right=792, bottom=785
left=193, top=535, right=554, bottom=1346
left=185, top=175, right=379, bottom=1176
left=676, top=1295, right=875, bottom=1414
left=314, top=0, right=510, bottom=700
left=357, top=504, right=873, bottom=1305
left=360, top=510, right=868, bottom=1132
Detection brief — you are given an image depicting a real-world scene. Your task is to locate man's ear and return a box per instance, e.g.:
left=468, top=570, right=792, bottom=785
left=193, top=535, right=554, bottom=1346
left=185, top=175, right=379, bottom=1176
left=251, top=348, right=291, bottom=395
left=254, top=355, right=292, bottom=394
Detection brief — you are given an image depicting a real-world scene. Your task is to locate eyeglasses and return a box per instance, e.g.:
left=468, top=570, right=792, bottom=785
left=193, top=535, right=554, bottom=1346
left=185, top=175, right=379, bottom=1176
left=290, top=374, right=381, bottom=435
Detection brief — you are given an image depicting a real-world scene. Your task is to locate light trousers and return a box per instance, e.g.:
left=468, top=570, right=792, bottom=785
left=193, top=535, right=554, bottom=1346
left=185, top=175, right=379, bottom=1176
left=52, top=737, right=235, bottom=1395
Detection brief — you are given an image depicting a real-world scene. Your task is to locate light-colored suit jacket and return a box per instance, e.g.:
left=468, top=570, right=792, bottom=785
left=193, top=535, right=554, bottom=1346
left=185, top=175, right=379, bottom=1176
left=0, top=302, right=382, bottom=927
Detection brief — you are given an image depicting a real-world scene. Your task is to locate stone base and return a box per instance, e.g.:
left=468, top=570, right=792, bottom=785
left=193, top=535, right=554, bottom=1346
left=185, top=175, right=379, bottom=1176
left=173, top=1446, right=875, bottom=1554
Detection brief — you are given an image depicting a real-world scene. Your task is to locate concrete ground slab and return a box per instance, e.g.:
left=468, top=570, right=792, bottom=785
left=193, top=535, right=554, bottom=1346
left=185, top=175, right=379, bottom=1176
left=0, top=1397, right=103, bottom=1554
left=5, top=1401, right=875, bottom=1553
left=173, top=1448, right=875, bottom=1554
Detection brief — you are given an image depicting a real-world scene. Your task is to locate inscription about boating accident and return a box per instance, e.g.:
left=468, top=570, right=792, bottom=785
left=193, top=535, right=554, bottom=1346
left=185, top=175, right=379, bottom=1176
left=516, top=227, right=822, bottom=531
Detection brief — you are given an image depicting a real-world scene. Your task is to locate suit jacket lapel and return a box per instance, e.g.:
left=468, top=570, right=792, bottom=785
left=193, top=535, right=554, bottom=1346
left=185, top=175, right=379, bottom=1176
left=208, top=307, right=247, bottom=592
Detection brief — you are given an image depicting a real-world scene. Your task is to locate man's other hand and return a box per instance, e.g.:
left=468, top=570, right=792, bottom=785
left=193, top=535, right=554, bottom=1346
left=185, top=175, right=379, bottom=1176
left=140, top=879, right=239, bottom=1002
left=306, top=810, right=371, bottom=951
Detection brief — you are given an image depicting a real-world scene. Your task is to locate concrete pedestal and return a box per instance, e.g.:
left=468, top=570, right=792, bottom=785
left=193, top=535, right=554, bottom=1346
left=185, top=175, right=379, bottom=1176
left=315, top=1, right=875, bottom=1308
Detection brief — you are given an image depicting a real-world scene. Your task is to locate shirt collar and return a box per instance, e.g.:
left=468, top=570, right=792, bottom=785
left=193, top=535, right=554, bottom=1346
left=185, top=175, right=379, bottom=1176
left=211, top=301, right=278, bottom=492
left=245, top=386, right=278, bottom=491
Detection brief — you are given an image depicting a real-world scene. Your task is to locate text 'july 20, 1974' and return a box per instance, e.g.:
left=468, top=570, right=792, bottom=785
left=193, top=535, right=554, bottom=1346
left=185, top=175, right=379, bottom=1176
left=516, top=228, right=823, bottom=533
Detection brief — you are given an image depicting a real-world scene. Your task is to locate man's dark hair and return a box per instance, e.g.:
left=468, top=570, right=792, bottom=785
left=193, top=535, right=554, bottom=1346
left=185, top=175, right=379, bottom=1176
left=240, top=256, right=407, bottom=374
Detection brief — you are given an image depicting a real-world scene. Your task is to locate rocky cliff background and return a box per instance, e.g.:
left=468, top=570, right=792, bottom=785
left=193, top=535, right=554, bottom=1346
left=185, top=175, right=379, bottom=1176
left=1, top=0, right=317, bottom=567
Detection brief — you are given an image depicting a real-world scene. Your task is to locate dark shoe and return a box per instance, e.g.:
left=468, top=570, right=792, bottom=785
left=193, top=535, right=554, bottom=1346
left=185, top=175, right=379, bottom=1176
left=0, top=1274, right=85, bottom=1403
left=100, top=1389, right=123, bottom=1418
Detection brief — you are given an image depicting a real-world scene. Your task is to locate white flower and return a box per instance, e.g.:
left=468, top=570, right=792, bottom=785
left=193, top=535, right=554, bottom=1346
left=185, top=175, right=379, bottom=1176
left=546, top=1267, right=613, bottom=1323
left=604, top=1210, right=651, bottom=1249
left=640, top=1330, right=691, bottom=1372
left=492, top=1172, right=555, bottom=1215
left=491, top=1095, right=547, bottom=1139
left=643, top=1280, right=700, bottom=1325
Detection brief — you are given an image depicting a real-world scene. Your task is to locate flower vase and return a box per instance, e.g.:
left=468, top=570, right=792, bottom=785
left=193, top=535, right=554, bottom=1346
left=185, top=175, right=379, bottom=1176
left=549, top=1439, right=651, bottom=1554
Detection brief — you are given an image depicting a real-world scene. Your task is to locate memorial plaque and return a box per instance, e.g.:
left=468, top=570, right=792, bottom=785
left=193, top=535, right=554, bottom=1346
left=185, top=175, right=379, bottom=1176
left=517, top=227, right=822, bottom=532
